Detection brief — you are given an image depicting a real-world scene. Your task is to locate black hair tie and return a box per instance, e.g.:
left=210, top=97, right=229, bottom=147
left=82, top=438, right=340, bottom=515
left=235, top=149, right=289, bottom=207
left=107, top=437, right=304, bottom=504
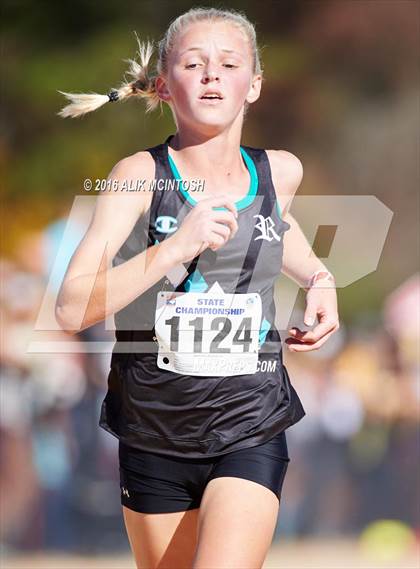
left=108, top=89, right=119, bottom=102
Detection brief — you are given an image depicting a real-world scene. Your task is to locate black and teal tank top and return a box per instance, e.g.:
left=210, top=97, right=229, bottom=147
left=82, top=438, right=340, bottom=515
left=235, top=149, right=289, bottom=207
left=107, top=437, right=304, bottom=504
left=99, top=135, right=306, bottom=458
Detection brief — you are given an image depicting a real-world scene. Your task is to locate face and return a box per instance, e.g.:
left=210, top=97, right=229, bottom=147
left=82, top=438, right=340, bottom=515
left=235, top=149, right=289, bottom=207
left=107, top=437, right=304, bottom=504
left=156, top=21, right=262, bottom=134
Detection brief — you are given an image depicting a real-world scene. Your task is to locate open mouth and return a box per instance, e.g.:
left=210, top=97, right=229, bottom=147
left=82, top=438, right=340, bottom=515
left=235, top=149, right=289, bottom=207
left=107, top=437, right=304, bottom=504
left=199, top=94, right=224, bottom=105
left=200, top=92, right=224, bottom=101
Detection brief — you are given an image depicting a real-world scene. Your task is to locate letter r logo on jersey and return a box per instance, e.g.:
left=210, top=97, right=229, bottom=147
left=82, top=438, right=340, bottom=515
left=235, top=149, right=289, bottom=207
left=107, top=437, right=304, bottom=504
left=253, top=215, right=281, bottom=242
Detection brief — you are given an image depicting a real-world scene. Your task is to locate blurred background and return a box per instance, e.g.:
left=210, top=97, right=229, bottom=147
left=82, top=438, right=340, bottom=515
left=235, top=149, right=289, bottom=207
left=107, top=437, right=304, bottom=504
left=1, top=1, right=419, bottom=567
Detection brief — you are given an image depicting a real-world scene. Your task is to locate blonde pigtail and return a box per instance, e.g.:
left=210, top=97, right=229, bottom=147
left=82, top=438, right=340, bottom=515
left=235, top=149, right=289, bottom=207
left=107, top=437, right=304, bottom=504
left=121, top=34, right=161, bottom=114
left=57, top=34, right=161, bottom=119
left=57, top=90, right=118, bottom=118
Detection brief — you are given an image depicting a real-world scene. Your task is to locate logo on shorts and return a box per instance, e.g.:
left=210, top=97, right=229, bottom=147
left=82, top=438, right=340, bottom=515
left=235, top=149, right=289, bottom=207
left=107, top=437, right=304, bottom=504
left=253, top=215, right=281, bottom=242
left=155, top=215, right=178, bottom=233
left=121, top=486, right=130, bottom=498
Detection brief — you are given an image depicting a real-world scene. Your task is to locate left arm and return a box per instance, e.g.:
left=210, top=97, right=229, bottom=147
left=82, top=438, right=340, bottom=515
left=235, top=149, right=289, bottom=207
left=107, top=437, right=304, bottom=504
left=267, top=149, right=340, bottom=352
left=281, top=212, right=328, bottom=288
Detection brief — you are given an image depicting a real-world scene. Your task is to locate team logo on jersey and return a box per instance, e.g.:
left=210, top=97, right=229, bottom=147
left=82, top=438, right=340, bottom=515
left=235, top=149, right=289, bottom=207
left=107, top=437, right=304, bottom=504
left=253, top=215, right=281, bottom=242
left=155, top=215, right=178, bottom=233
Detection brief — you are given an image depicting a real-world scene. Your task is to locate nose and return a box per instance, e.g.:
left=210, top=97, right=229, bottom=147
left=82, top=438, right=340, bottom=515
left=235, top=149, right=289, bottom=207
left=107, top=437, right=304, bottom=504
left=202, top=67, right=219, bottom=83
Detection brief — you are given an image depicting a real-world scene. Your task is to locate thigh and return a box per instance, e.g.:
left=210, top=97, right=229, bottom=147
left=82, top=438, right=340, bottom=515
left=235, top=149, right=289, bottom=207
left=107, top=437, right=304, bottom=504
left=193, top=477, right=279, bottom=568
left=193, top=432, right=290, bottom=568
left=123, top=505, right=199, bottom=569
left=119, top=443, right=208, bottom=568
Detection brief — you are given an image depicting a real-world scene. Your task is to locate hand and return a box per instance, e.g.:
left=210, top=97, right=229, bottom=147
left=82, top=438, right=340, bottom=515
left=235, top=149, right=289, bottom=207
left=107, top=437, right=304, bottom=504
left=168, top=194, right=239, bottom=263
left=285, top=283, right=340, bottom=352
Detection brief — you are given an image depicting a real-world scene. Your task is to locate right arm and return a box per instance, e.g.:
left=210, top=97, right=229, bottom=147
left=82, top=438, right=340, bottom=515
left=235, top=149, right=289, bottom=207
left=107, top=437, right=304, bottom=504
left=55, top=151, right=176, bottom=333
left=55, top=154, right=239, bottom=334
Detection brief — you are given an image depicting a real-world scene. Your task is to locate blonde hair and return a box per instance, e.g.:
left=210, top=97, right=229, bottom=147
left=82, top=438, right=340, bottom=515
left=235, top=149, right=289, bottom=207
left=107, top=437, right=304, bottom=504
left=57, top=7, right=263, bottom=119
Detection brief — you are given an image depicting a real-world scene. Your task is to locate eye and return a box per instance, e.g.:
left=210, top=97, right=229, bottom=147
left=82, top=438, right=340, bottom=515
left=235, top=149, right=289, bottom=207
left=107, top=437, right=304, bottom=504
left=223, top=64, right=238, bottom=69
left=185, top=63, right=201, bottom=69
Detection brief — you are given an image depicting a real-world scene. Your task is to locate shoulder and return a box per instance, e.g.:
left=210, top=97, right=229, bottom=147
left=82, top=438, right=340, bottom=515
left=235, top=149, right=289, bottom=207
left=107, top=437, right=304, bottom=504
left=104, top=150, right=156, bottom=215
left=265, top=149, right=304, bottom=216
left=109, top=149, right=156, bottom=180
left=89, top=150, right=157, bottom=224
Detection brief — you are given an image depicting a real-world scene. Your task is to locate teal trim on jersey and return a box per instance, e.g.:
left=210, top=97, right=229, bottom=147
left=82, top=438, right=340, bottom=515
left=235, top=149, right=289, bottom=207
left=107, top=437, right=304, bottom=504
left=167, top=147, right=258, bottom=211
left=258, top=317, right=271, bottom=347
left=184, top=269, right=208, bottom=292
left=154, top=238, right=159, bottom=245
left=276, top=200, right=283, bottom=219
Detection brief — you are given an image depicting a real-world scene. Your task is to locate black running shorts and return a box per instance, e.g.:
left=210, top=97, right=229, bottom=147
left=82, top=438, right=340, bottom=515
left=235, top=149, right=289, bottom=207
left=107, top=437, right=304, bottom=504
left=119, top=430, right=290, bottom=514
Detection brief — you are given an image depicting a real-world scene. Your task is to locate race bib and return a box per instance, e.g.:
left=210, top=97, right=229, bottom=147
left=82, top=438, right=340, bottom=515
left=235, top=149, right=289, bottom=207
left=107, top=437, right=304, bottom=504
left=154, top=290, right=262, bottom=376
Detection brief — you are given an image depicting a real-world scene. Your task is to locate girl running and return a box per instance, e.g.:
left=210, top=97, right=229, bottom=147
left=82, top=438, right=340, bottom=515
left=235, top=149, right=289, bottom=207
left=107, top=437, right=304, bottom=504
left=57, top=7, right=339, bottom=568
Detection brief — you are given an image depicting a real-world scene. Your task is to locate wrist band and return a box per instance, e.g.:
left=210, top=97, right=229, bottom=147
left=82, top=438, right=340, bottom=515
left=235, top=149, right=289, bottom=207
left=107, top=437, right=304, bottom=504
left=304, top=269, right=335, bottom=292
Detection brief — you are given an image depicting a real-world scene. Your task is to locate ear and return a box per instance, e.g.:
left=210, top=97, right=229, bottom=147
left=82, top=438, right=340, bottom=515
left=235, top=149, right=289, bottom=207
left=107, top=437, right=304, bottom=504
left=246, top=74, right=262, bottom=104
left=155, top=76, right=171, bottom=102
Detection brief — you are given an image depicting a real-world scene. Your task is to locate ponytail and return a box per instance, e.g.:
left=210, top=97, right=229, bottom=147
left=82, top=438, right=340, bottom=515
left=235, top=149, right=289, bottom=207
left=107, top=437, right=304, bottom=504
left=57, top=34, right=161, bottom=119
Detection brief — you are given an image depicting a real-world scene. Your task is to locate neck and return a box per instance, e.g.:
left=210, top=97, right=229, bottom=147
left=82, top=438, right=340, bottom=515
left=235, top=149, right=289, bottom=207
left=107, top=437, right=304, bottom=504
left=168, top=125, right=246, bottom=182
